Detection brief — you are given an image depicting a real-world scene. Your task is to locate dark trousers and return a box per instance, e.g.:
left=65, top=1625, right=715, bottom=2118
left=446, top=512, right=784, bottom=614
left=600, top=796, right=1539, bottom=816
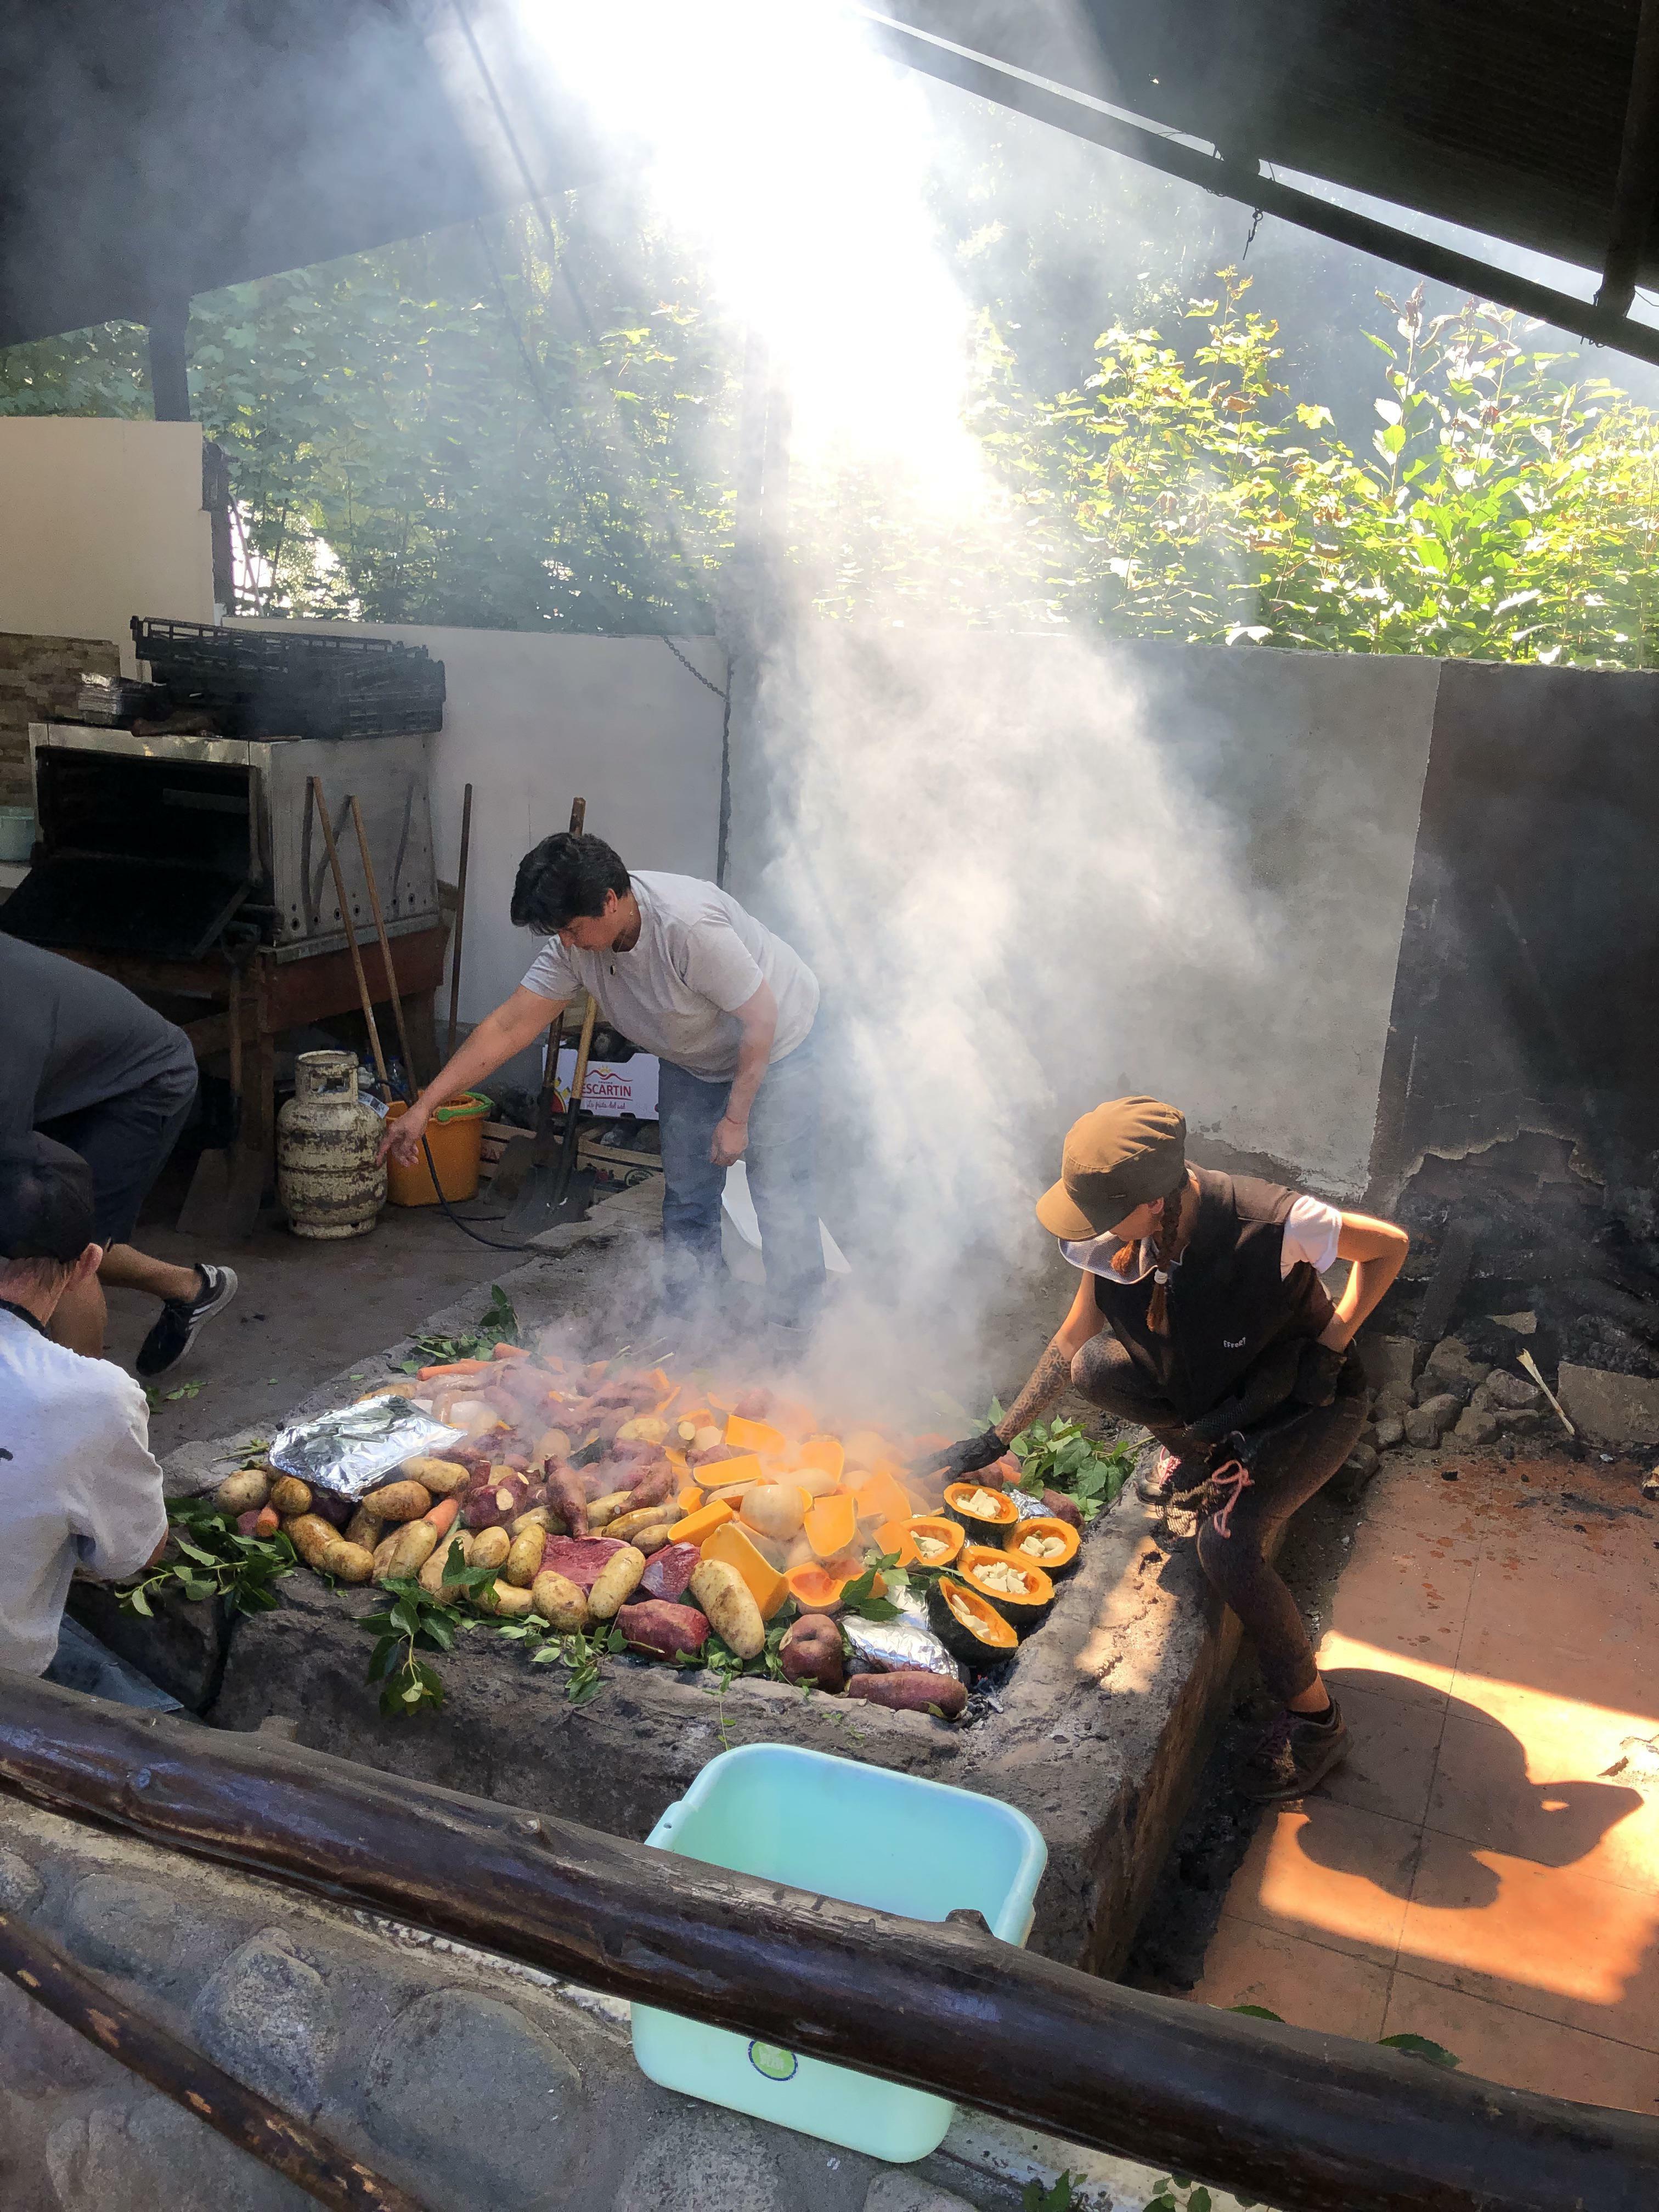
left=1074, top=1332, right=1365, bottom=1702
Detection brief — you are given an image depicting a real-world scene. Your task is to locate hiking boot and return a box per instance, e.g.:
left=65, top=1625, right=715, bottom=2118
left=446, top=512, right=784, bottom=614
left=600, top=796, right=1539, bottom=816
left=1136, top=1444, right=1188, bottom=1505
left=1244, top=1700, right=1351, bottom=1802
left=136, top=1263, right=239, bottom=1378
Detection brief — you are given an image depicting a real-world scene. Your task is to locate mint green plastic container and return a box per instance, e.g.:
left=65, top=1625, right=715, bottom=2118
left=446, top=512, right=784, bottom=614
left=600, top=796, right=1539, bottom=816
left=631, top=1742, right=1047, bottom=2162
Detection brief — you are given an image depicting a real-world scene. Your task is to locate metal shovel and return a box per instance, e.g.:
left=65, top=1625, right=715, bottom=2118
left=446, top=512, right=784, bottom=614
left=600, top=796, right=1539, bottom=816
left=498, top=991, right=599, bottom=1236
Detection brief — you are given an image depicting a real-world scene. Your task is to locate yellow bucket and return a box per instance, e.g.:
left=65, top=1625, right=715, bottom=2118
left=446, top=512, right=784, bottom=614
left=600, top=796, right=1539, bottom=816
left=385, top=1093, right=490, bottom=1207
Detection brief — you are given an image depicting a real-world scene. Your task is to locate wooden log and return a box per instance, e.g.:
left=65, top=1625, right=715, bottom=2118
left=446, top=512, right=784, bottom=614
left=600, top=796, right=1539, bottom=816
left=0, top=1905, right=429, bottom=2212
left=0, top=1673, right=1652, bottom=2212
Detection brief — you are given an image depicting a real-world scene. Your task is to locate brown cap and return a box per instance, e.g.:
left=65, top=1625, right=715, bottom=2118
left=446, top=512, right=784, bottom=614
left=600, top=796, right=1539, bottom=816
left=1035, top=1097, right=1187, bottom=1241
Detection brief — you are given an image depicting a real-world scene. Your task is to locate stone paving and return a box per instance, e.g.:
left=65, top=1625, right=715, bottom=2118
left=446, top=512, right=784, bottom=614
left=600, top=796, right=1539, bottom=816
left=1189, top=1444, right=1659, bottom=2114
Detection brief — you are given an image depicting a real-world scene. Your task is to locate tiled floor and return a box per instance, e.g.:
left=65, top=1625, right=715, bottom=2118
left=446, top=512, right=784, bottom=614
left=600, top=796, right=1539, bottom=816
left=1188, top=1448, right=1659, bottom=2114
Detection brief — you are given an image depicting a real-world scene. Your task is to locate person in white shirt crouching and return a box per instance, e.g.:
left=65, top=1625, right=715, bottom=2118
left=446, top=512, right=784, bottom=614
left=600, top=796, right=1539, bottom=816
left=0, top=1134, right=180, bottom=1709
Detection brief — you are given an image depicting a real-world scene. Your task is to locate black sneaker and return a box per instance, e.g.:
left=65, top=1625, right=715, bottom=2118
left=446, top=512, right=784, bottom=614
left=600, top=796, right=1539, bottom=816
left=136, top=1263, right=239, bottom=1378
left=1244, top=1700, right=1351, bottom=1802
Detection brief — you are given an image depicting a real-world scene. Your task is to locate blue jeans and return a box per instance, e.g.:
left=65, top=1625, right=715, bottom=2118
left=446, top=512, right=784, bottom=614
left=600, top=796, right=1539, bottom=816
left=657, top=1026, right=825, bottom=1329
left=46, top=1615, right=183, bottom=1712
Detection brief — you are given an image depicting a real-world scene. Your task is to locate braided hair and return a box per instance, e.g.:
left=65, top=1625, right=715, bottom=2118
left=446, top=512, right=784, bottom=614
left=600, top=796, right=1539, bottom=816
left=1109, top=1182, right=1186, bottom=1331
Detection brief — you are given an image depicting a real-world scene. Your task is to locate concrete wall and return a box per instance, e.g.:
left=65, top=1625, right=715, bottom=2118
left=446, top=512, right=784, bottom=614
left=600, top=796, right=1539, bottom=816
left=232, top=620, right=727, bottom=1037
left=0, top=420, right=214, bottom=669
left=725, top=626, right=1438, bottom=1204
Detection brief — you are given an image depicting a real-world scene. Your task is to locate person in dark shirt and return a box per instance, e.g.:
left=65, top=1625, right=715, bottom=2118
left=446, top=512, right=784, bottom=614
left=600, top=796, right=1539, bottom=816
left=935, top=1097, right=1408, bottom=1801
left=0, top=938, right=236, bottom=1373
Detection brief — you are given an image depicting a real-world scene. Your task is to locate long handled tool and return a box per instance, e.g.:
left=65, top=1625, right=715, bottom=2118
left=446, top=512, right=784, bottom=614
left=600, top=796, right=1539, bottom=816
left=445, top=781, right=474, bottom=1062
left=493, top=797, right=599, bottom=1238
left=309, top=776, right=388, bottom=1088
left=348, top=792, right=415, bottom=1091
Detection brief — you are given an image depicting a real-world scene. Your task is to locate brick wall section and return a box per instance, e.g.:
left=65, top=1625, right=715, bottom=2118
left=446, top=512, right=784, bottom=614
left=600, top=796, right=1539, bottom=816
left=0, top=630, right=119, bottom=810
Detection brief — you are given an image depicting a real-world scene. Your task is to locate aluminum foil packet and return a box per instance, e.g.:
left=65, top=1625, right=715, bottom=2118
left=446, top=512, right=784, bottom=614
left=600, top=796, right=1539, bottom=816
left=843, top=1609, right=965, bottom=1685
left=269, top=1394, right=465, bottom=1500
left=1007, top=1485, right=1052, bottom=1521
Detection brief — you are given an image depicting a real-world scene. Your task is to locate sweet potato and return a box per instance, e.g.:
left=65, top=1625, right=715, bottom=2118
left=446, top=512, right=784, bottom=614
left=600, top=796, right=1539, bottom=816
left=588, top=1544, right=647, bottom=1620
left=318, top=1537, right=375, bottom=1584
left=603, top=1501, right=683, bottom=1545
left=399, top=1455, right=471, bottom=1499
left=530, top=1569, right=590, bottom=1633
left=544, top=1465, right=589, bottom=1539
left=689, top=1559, right=765, bottom=1660
left=359, top=1480, right=431, bottom=1524
left=639, top=1541, right=700, bottom=1601
left=215, top=1469, right=270, bottom=1515
left=283, top=1514, right=340, bottom=1570
left=539, top=1534, right=624, bottom=1592
left=733, top=1386, right=773, bottom=1420
left=376, top=1519, right=440, bottom=1583
left=469, top=1525, right=511, bottom=1572
left=237, top=1505, right=281, bottom=1539
left=504, top=1525, right=547, bottom=1588
left=846, top=1671, right=967, bottom=1719
left=268, top=1475, right=312, bottom=1517
left=344, top=1505, right=383, bottom=1552
left=1041, top=1489, right=1084, bottom=1531
left=617, top=1599, right=709, bottom=1659
left=779, top=1615, right=844, bottom=1691
left=309, top=1489, right=353, bottom=1529
left=625, top=1460, right=676, bottom=1510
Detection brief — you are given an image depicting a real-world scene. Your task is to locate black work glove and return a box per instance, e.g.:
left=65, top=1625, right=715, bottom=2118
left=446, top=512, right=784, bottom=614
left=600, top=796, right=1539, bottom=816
left=931, top=1429, right=1008, bottom=1481
left=1291, top=1339, right=1347, bottom=1410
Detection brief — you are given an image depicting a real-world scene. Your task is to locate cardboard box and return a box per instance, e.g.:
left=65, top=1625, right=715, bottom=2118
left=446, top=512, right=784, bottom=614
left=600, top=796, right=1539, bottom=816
left=552, top=1046, right=659, bottom=1121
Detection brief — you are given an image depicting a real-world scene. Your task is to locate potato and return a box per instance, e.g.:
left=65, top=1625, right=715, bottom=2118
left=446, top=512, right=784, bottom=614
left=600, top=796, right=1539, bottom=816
left=689, top=1559, right=765, bottom=1660
left=585, top=1489, right=635, bottom=1530
left=503, top=1525, right=547, bottom=1588
left=617, top=1599, right=710, bottom=1658
left=616, top=1414, right=668, bottom=1445
left=486, top=1577, right=535, bottom=1618
left=624, top=1521, right=675, bottom=1554
left=603, top=1501, right=684, bottom=1545
left=510, top=1505, right=551, bottom=1538
left=419, top=1531, right=475, bottom=1598
left=780, top=1615, right=844, bottom=1691
left=318, top=1537, right=375, bottom=1584
left=268, top=1475, right=313, bottom=1518
left=283, top=1513, right=340, bottom=1571
left=376, top=1519, right=441, bottom=1583
left=359, top=1481, right=432, bottom=1524
left=530, top=1569, right=590, bottom=1632
left=215, top=1468, right=271, bottom=1515
left=469, top=1525, right=511, bottom=1572
left=343, top=1505, right=383, bottom=1551
left=533, top=1426, right=572, bottom=1466
left=399, top=1455, right=470, bottom=1499
left=846, top=1671, right=967, bottom=1719
left=371, top=1527, right=404, bottom=1578
left=588, top=1544, right=647, bottom=1621
left=741, top=1482, right=806, bottom=1542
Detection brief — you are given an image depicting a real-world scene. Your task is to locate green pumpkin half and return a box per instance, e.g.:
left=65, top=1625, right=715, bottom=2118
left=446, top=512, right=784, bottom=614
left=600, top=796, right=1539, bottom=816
left=941, top=1480, right=1019, bottom=1544
left=927, top=1574, right=1019, bottom=1666
left=1002, top=1515, right=1081, bottom=1578
left=957, top=1545, right=1056, bottom=1637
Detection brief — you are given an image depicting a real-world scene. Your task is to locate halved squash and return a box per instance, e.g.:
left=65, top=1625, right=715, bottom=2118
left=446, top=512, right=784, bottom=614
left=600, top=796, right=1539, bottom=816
left=677, top=1483, right=706, bottom=1515
left=1004, top=1516, right=1081, bottom=1577
left=903, top=1515, right=964, bottom=1569
left=957, top=1544, right=1056, bottom=1637
left=786, top=1562, right=847, bottom=1612
left=942, top=1481, right=1019, bottom=1542
left=799, top=1436, right=845, bottom=1482
left=672, top=1498, right=735, bottom=1550
left=804, top=1493, right=857, bottom=1559
left=851, top=1471, right=911, bottom=1530
left=702, top=1521, right=791, bottom=1620
left=726, top=1414, right=786, bottom=1455
left=706, top=1452, right=764, bottom=1491
left=874, top=1517, right=919, bottom=1567
left=927, top=1575, right=1018, bottom=1666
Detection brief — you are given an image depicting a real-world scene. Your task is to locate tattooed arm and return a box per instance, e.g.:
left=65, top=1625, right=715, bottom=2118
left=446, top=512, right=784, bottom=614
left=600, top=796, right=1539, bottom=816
left=994, top=1271, right=1105, bottom=1442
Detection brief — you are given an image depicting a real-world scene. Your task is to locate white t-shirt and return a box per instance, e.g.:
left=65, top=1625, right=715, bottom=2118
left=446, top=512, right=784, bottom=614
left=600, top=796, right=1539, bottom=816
left=0, top=1311, right=168, bottom=1676
left=521, top=872, right=819, bottom=1082
left=1062, top=1193, right=1344, bottom=1284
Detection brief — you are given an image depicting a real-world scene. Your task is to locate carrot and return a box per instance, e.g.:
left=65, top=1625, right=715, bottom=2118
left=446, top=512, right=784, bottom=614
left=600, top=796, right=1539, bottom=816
left=492, top=1342, right=529, bottom=1361
left=423, top=1495, right=461, bottom=1538
left=416, top=1358, right=493, bottom=1380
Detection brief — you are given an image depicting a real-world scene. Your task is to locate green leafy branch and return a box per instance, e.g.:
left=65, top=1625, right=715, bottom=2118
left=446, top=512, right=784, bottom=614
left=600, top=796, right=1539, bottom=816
left=837, top=1551, right=901, bottom=1621
left=359, top=1541, right=498, bottom=1717
left=991, top=1404, right=1134, bottom=1523
left=117, top=1498, right=293, bottom=1620
left=397, top=1283, right=521, bottom=1372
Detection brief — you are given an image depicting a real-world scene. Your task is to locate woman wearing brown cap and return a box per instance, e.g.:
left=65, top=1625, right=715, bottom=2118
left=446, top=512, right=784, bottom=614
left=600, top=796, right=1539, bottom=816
left=940, top=1097, right=1407, bottom=1801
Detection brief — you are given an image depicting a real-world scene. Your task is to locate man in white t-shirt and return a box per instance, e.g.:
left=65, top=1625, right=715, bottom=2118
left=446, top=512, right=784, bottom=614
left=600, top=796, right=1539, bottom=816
left=0, top=1135, right=176, bottom=1705
left=385, top=833, right=825, bottom=1334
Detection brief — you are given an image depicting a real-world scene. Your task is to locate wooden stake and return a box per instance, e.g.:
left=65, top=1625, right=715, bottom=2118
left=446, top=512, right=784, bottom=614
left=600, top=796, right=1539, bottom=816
left=348, top=793, right=415, bottom=1088
left=307, top=776, right=387, bottom=1088
left=445, top=782, right=473, bottom=1063
left=0, top=1908, right=430, bottom=2212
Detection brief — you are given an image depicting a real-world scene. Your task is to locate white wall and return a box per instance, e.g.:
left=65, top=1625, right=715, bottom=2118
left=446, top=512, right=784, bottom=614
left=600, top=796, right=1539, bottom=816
left=0, top=420, right=213, bottom=669
left=233, top=621, right=728, bottom=1031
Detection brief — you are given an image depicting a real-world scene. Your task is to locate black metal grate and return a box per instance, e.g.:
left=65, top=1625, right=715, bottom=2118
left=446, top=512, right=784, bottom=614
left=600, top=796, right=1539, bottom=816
left=131, top=618, right=445, bottom=741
